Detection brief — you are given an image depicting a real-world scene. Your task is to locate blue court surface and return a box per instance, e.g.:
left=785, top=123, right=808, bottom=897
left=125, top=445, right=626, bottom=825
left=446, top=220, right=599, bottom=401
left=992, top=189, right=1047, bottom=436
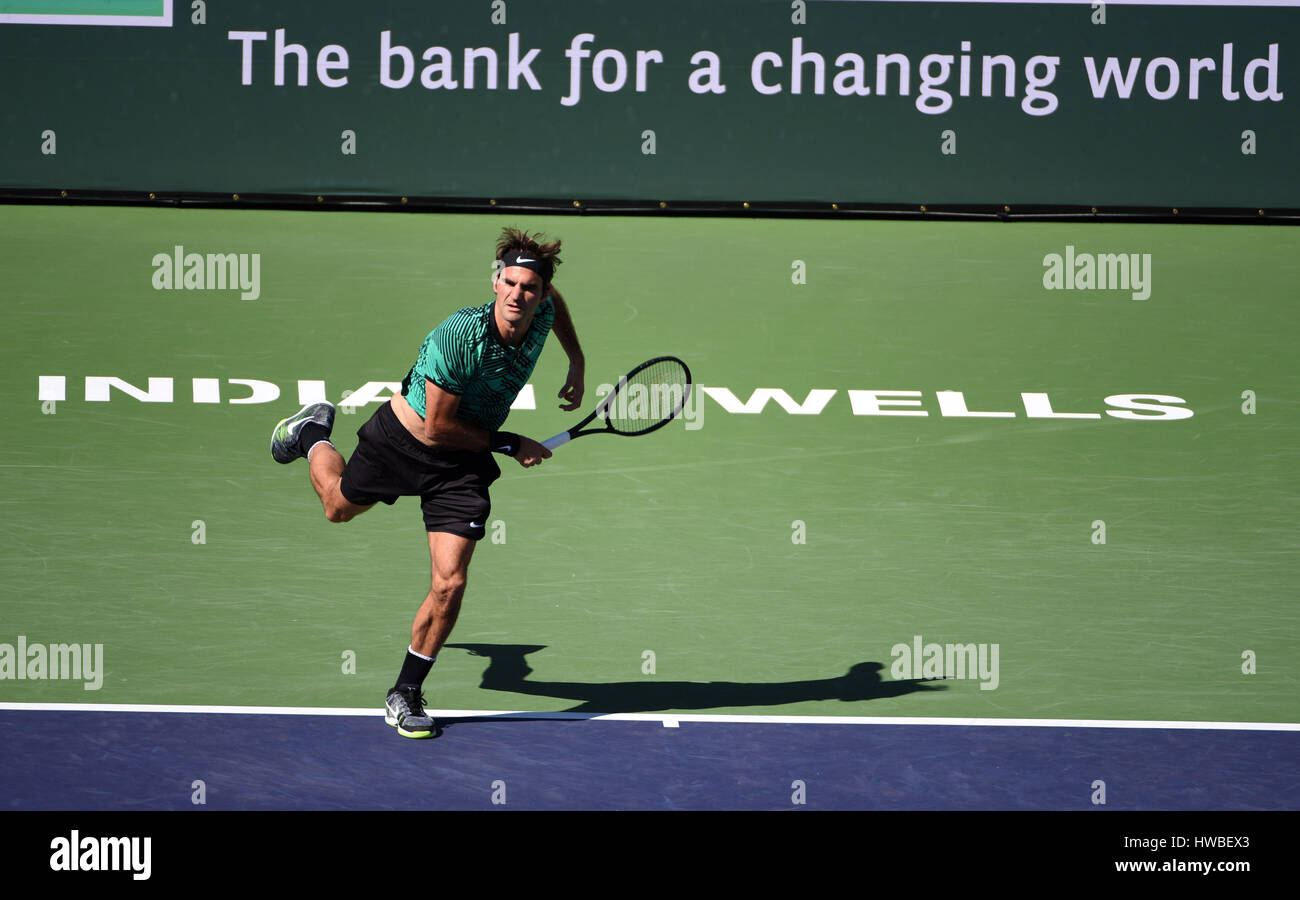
left=3, top=708, right=1296, bottom=811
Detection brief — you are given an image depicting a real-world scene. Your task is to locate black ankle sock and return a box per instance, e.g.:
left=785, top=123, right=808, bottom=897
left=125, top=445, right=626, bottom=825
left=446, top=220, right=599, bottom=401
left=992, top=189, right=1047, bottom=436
left=395, top=649, right=434, bottom=690
left=299, top=422, right=331, bottom=455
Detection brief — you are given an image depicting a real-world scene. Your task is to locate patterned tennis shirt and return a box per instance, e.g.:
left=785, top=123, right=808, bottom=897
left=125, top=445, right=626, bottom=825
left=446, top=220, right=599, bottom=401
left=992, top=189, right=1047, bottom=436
left=400, top=298, right=555, bottom=432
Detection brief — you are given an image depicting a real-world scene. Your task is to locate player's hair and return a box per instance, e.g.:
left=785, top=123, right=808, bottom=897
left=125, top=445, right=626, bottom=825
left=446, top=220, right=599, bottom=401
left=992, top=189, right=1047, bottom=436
left=496, top=227, right=562, bottom=281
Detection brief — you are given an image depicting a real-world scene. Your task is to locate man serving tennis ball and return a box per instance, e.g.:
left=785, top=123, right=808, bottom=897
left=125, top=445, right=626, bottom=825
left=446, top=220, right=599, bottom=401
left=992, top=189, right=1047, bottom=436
left=269, top=227, right=585, bottom=738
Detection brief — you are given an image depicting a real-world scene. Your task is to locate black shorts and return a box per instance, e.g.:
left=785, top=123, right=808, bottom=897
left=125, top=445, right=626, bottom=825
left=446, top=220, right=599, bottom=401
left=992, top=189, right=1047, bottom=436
left=339, top=402, right=501, bottom=539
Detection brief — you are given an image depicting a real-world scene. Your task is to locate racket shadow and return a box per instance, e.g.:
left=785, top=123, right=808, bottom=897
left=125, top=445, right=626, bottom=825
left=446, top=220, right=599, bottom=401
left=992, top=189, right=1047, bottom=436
left=444, top=643, right=945, bottom=715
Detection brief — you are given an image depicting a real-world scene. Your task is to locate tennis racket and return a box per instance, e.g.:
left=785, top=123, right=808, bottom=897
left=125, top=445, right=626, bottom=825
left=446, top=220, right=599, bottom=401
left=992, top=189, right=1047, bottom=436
left=542, top=356, right=693, bottom=451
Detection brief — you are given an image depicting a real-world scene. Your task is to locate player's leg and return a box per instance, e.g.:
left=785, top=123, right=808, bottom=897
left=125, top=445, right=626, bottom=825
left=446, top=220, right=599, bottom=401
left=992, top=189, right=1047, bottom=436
left=307, top=442, right=373, bottom=523
left=273, top=401, right=393, bottom=523
left=385, top=532, right=477, bottom=739
left=384, top=443, right=499, bottom=738
left=413, top=531, right=478, bottom=657
left=269, top=401, right=361, bottom=518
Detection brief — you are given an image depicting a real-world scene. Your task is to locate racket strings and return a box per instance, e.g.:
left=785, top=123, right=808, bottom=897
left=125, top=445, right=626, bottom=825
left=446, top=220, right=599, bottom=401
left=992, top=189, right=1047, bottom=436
left=602, top=359, right=691, bottom=435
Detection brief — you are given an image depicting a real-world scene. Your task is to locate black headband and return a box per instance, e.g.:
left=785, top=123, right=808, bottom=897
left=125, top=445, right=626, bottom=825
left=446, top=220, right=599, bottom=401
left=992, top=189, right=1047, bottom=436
left=499, top=249, right=554, bottom=285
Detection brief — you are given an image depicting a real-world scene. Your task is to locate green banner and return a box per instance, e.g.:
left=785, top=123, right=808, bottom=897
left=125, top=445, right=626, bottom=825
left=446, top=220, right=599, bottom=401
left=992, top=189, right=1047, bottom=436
left=0, top=1, right=1295, bottom=206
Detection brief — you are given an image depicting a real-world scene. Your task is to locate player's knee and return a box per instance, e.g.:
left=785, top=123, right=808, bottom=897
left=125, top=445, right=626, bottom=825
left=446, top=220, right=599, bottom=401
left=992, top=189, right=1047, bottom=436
left=431, top=572, right=467, bottom=602
left=324, top=503, right=352, bottom=524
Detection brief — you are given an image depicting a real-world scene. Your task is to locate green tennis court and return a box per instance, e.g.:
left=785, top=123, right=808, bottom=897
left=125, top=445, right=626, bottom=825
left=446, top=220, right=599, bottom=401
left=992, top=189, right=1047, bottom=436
left=1, top=204, right=1295, bottom=728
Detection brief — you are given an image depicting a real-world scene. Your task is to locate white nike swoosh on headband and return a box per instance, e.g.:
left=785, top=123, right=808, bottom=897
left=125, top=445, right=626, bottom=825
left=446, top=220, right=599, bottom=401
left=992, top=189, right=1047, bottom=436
left=515, top=256, right=537, bottom=263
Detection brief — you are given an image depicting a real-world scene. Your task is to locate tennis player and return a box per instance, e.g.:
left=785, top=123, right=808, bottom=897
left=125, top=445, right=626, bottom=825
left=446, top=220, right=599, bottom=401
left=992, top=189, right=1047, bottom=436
left=269, top=228, right=585, bottom=737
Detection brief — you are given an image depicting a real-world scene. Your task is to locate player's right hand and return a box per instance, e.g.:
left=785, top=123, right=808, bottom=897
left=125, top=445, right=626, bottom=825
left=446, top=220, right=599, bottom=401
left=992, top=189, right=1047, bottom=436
left=515, top=436, right=553, bottom=468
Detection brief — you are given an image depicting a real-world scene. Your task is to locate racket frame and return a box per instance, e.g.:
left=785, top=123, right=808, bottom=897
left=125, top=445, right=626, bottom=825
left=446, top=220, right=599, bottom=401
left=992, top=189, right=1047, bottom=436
left=541, top=356, right=692, bottom=450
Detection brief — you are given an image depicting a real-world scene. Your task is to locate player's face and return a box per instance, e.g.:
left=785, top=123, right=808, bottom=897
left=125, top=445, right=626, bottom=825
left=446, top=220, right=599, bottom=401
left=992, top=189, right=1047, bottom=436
left=494, top=265, right=547, bottom=325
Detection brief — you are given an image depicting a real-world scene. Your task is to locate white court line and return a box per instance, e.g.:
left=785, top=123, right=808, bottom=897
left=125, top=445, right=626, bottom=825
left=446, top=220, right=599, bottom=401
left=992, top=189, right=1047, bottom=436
left=1, top=702, right=1297, bottom=732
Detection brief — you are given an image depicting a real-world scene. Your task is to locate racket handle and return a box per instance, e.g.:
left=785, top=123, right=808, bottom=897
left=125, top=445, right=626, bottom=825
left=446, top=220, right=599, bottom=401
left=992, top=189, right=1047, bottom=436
left=541, top=432, right=571, bottom=451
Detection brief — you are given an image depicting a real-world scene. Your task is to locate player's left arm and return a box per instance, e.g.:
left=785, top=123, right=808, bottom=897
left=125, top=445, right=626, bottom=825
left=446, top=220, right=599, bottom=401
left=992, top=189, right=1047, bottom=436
left=548, top=286, right=585, bottom=412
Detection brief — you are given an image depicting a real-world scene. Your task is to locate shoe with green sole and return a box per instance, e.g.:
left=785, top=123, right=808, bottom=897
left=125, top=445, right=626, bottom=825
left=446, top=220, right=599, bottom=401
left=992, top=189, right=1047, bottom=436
left=385, top=685, right=436, bottom=739
left=270, top=401, right=335, bottom=464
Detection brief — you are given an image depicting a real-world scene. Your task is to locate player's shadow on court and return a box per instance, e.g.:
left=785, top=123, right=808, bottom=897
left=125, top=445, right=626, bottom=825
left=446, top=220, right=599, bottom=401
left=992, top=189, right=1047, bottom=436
left=443, top=643, right=944, bottom=715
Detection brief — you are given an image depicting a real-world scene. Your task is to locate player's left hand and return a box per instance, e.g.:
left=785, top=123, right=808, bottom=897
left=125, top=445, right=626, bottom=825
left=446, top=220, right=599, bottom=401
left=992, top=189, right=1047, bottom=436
left=558, top=361, right=585, bottom=412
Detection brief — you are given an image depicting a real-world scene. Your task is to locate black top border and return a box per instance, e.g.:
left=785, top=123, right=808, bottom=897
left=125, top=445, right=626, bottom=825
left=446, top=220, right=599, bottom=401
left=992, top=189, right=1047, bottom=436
left=3, top=187, right=1297, bottom=225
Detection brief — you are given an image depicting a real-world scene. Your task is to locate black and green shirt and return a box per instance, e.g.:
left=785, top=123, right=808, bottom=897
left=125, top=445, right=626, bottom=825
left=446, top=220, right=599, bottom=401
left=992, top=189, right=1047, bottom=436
left=401, top=298, right=555, bottom=431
